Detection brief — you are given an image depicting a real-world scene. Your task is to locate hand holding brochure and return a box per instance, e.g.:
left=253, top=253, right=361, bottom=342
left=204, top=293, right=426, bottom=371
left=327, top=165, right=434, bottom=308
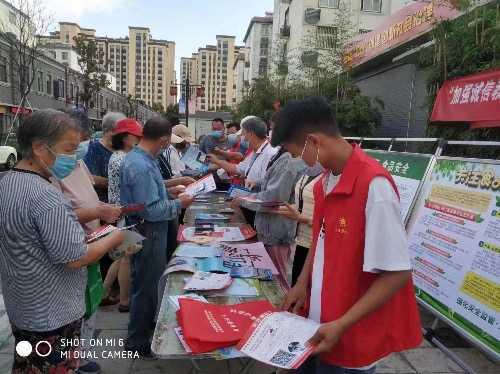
left=184, top=174, right=217, bottom=197
left=237, top=312, right=319, bottom=369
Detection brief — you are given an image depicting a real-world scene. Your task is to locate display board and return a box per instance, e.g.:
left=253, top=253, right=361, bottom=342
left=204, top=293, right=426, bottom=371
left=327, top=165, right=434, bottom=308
left=365, top=150, right=433, bottom=222
left=407, top=157, right=500, bottom=358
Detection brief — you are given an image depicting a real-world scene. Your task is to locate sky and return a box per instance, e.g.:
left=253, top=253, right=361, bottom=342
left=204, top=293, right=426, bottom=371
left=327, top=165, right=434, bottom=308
left=40, top=0, right=274, bottom=79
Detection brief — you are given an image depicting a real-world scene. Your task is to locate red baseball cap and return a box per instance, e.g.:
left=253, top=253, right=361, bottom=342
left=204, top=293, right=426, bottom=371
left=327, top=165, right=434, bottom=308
left=113, top=118, right=143, bottom=137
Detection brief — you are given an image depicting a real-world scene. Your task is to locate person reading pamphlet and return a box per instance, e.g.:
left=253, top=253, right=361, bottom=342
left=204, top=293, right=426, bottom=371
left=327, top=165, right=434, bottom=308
left=274, top=98, right=422, bottom=373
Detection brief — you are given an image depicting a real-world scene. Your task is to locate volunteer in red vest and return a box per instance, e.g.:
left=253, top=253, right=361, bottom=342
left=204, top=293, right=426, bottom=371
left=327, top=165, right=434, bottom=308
left=277, top=97, right=422, bottom=374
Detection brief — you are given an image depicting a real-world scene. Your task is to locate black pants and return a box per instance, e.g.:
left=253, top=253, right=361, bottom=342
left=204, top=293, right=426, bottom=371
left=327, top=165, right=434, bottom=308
left=292, top=245, right=309, bottom=286
left=240, top=206, right=256, bottom=229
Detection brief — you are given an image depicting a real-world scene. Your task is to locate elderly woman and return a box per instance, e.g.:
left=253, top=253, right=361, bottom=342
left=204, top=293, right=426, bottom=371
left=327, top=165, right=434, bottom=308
left=0, top=110, right=124, bottom=373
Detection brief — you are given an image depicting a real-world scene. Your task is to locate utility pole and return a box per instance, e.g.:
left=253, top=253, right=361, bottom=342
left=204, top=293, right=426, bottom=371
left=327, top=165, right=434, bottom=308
left=185, top=78, right=190, bottom=127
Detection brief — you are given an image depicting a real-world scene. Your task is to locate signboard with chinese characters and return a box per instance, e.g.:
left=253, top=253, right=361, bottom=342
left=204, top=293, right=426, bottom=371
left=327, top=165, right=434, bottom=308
left=344, top=1, right=460, bottom=67
left=431, top=69, right=500, bottom=128
left=407, top=158, right=500, bottom=358
left=365, top=150, right=432, bottom=223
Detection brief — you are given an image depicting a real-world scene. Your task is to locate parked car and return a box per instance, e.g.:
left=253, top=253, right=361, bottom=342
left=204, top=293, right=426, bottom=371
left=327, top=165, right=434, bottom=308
left=0, top=146, right=17, bottom=169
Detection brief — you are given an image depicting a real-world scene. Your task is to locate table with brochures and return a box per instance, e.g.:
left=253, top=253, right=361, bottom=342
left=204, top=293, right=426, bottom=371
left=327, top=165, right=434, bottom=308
left=151, top=191, right=286, bottom=362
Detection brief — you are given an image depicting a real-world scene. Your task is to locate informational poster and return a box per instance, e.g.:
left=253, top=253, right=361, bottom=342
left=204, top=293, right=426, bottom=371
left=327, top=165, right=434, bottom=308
left=365, top=150, right=432, bottom=222
left=407, top=158, right=500, bottom=358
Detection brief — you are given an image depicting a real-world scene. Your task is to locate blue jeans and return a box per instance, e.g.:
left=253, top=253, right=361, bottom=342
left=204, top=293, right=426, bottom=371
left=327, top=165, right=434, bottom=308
left=127, top=221, right=169, bottom=351
left=297, top=357, right=377, bottom=374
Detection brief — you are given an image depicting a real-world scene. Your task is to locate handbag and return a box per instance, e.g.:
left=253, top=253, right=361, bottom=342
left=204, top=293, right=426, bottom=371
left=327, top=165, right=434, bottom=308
left=85, top=262, right=104, bottom=318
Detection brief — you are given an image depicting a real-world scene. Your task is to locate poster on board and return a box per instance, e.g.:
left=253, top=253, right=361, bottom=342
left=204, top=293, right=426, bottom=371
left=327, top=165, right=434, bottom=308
left=365, top=150, right=432, bottom=222
left=406, top=158, right=500, bottom=358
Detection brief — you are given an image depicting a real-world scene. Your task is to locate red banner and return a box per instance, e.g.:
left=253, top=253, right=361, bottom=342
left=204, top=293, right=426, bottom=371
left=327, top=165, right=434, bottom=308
left=430, top=69, right=500, bottom=128
left=344, top=1, right=460, bottom=67
left=170, top=86, right=177, bottom=97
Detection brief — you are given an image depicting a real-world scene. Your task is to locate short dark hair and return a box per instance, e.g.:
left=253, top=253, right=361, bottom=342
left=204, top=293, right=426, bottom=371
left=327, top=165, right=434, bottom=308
left=212, top=118, right=224, bottom=125
left=271, top=97, right=339, bottom=147
left=17, top=109, right=79, bottom=158
left=65, top=108, right=91, bottom=136
left=111, top=132, right=129, bottom=150
left=143, top=117, right=172, bottom=140
left=226, top=122, right=240, bottom=131
left=168, top=116, right=180, bottom=126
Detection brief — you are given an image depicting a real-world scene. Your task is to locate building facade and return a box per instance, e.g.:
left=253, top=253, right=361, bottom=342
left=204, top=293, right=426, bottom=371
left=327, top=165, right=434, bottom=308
left=180, top=56, right=198, bottom=101
left=243, top=13, right=273, bottom=83
left=39, top=23, right=176, bottom=110
left=271, top=0, right=408, bottom=78
left=183, top=35, right=243, bottom=112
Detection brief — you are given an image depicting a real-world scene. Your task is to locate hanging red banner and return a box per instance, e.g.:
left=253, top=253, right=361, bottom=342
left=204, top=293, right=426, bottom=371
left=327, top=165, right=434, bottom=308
left=196, top=87, right=205, bottom=97
left=430, top=69, right=500, bottom=129
left=170, top=86, right=178, bottom=96
left=10, top=106, right=32, bottom=115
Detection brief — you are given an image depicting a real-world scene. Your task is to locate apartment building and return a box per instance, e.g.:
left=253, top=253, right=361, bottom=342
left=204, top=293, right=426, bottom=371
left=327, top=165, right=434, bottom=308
left=180, top=56, right=198, bottom=101
left=243, top=12, right=273, bottom=82
left=187, top=35, right=241, bottom=112
left=39, top=23, right=176, bottom=110
left=271, top=0, right=408, bottom=78
left=233, top=47, right=249, bottom=105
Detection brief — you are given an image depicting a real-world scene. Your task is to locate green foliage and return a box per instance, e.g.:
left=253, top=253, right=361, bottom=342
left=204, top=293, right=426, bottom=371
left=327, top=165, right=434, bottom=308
left=419, top=2, right=500, bottom=146
left=74, top=34, right=110, bottom=110
left=232, top=76, right=383, bottom=137
left=151, top=102, right=164, bottom=113
left=164, top=103, right=179, bottom=119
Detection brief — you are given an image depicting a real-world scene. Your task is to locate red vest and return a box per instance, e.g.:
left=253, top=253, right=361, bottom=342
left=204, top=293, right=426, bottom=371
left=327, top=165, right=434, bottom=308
left=306, top=144, right=422, bottom=367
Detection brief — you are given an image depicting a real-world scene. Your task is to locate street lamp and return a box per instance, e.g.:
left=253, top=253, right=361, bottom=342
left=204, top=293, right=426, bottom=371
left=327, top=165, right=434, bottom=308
left=170, top=79, right=204, bottom=127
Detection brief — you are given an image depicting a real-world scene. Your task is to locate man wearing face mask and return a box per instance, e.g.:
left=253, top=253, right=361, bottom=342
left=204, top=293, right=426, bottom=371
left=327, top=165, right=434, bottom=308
left=270, top=142, right=324, bottom=286
left=277, top=97, right=422, bottom=374
left=199, top=118, right=230, bottom=155
left=120, top=117, right=194, bottom=357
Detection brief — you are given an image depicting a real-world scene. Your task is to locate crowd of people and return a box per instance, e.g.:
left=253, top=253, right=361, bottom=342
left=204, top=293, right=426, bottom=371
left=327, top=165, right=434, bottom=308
left=0, top=96, right=422, bottom=374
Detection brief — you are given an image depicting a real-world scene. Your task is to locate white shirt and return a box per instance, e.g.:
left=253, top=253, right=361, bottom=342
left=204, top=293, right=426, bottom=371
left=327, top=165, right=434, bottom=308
left=165, top=145, right=185, bottom=176
left=308, top=175, right=410, bottom=368
left=236, top=141, right=277, bottom=184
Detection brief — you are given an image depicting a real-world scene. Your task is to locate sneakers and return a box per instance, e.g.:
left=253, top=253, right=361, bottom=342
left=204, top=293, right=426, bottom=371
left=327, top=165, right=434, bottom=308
left=77, top=360, right=101, bottom=374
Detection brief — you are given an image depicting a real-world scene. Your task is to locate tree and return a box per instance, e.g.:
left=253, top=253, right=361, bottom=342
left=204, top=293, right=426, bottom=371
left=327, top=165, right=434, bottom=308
left=418, top=1, right=500, bottom=156
left=151, top=102, right=164, bottom=113
left=164, top=103, right=179, bottom=119
left=74, top=34, right=109, bottom=111
left=0, top=0, right=51, bottom=145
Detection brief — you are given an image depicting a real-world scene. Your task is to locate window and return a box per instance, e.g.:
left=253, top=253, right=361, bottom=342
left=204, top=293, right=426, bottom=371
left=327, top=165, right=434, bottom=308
left=319, top=0, right=339, bottom=8
left=9, top=11, right=16, bottom=24
left=65, top=34, right=70, bottom=43
left=0, top=56, right=7, bottom=82
left=317, top=26, right=337, bottom=49
left=361, top=0, right=382, bottom=12
left=37, top=71, right=43, bottom=91
left=61, top=52, right=68, bottom=60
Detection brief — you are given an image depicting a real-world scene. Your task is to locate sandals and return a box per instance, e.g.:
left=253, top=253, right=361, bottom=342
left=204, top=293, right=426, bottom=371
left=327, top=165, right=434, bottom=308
left=118, top=304, right=130, bottom=313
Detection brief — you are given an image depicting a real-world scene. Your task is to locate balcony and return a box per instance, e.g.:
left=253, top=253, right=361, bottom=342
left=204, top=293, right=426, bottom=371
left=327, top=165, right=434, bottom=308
left=301, top=51, right=318, bottom=68
left=280, top=25, right=290, bottom=38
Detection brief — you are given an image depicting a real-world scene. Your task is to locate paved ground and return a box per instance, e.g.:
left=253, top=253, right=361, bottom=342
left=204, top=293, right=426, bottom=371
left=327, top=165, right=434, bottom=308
left=0, top=302, right=498, bottom=374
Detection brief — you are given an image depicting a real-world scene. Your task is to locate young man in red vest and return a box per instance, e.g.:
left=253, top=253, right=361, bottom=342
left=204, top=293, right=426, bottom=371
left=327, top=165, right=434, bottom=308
left=276, top=97, right=422, bottom=373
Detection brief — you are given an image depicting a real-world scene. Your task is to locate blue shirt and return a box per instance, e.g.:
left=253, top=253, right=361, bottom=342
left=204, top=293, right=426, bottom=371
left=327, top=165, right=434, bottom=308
left=84, top=140, right=113, bottom=202
left=120, top=146, right=181, bottom=223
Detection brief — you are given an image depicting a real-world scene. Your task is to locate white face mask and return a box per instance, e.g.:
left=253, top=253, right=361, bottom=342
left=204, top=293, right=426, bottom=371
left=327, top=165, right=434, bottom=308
left=288, top=139, right=324, bottom=176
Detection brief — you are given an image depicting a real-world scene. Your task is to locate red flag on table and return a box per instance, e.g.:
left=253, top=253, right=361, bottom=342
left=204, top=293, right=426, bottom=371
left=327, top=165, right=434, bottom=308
left=177, top=299, right=275, bottom=354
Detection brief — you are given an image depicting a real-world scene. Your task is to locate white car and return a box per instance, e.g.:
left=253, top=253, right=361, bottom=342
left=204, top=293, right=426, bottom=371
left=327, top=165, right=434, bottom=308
left=0, top=146, right=17, bottom=169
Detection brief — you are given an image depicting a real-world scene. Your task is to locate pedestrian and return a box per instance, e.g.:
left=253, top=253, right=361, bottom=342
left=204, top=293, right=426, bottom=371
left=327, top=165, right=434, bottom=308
left=101, top=118, right=144, bottom=313
left=278, top=97, right=422, bottom=373
left=0, top=109, right=124, bottom=373
left=199, top=118, right=230, bottom=155
left=84, top=111, right=126, bottom=203
left=226, top=121, right=240, bottom=135
left=120, top=116, right=194, bottom=357
left=51, top=109, right=123, bottom=374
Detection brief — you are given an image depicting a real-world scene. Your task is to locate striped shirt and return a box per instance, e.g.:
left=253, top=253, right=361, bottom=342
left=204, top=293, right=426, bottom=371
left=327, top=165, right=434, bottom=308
left=0, top=170, right=87, bottom=331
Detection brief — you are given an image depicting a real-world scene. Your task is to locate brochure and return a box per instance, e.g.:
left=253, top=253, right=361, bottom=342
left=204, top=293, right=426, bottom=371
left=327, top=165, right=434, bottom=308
left=174, top=244, right=222, bottom=258
left=169, top=294, right=208, bottom=311
left=181, top=145, right=207, bottom=171
left=177, top=299, right=275, bottom=354
left=183, top=271, right=232, bottom=291
left=237, top=312, right=319, bottom=369
left=208, top=278, right=259, bottom=297
left=195, top=213, right=231, bottom=222
left=228, top=185, right=252, bottom=198
left=220, top=242, right=279, bottom=275
left=184, top=174, right=217, bottom=197
left=178, top=224, right=256, bottom=242
left=230, top=267, right=273, bottom=281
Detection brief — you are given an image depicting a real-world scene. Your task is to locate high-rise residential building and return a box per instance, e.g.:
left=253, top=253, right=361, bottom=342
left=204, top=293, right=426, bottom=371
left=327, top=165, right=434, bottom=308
left=271, top=0, right=407, bottom=78
left=183, top=35, right=242, bottom=112
left=180, top=56, right=198, bottom=101
left=233, top=47, right=249, bottom=105
left=243, top=12, right=273, bottom=82
left=39, top=22, right=176, bottom=109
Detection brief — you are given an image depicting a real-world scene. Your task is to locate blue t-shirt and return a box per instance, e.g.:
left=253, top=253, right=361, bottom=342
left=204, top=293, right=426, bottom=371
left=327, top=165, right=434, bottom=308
left=84, top=140, right=113, bottom=202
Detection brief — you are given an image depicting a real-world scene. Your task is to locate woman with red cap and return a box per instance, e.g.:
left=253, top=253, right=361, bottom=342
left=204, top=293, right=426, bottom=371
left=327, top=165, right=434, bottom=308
left=101, top=118, right=143, bottom=312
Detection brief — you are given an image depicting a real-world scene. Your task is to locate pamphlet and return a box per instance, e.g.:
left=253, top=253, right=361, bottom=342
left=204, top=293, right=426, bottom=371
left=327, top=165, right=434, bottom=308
left=195, top=213, right=230, bottom=222
left=178, top=224, right=256, bottom=242
left=230, top=267, right=273, bottom=281
left=181, top=145, right=207, bottom=171
left=184, top=174, right=217, bottom=197
left=86, top=224, right=137, bottom=243
left=220, top=242, right=279, bottom=275
left=177, top=299, right=275, bottom=354
left=165, top=257, right=198, bottom=274
left=237, top=312, right=319, bottom=369
left=175, top=244, right=222, bottom=258
left=109, top=229, right=145, bottom=260
left=228, top=185, right=252, bottom=198
left=208, top=278, right=259, bottom=297
left=183, top=271, right=232, bottom=291
left=174, top=327, right=245, bottom=358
